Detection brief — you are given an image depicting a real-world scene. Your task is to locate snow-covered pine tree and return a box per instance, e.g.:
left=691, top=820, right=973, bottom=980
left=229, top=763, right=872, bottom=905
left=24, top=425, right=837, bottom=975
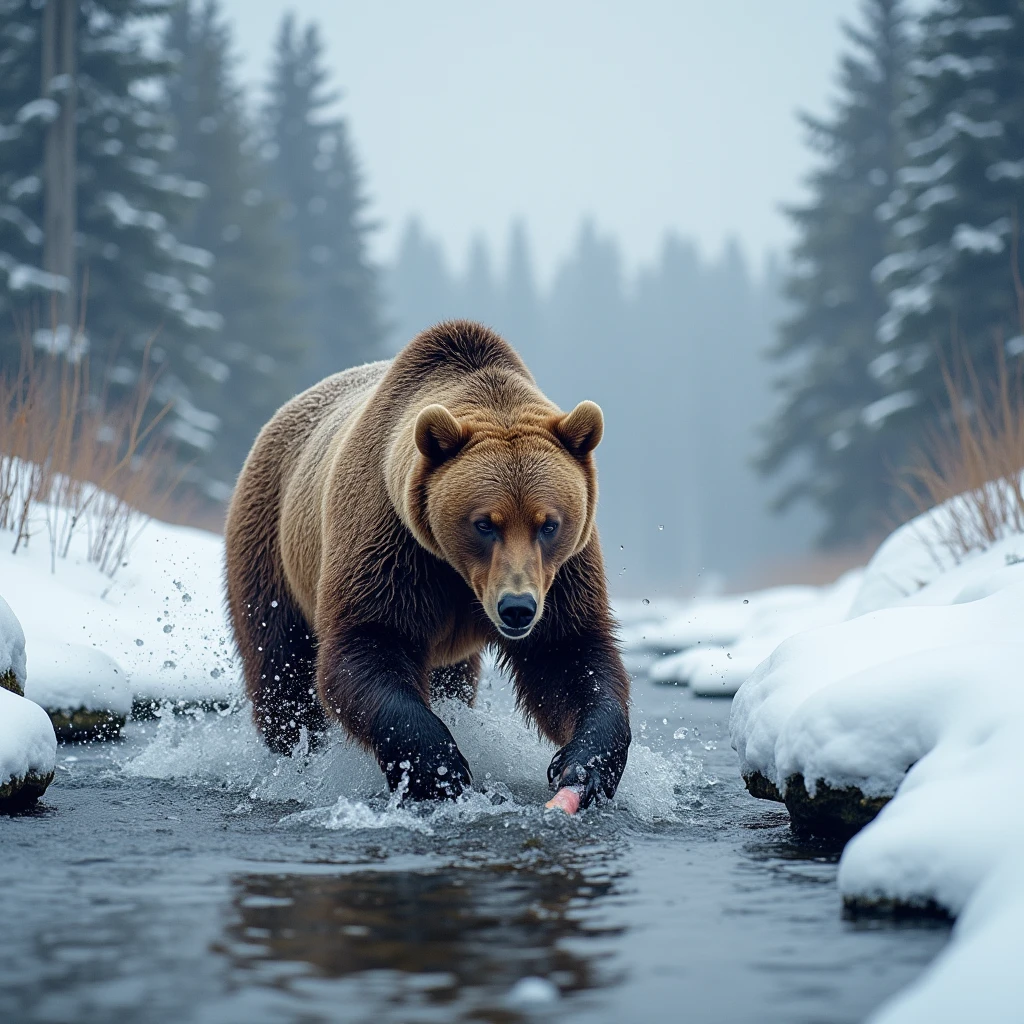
left=873, top=3, right=1024, bottom=460
left=263, top=15, right=383, bottom=386
left=759, top=0, right=911, bottom=545
left=0, top=0, right=222, bottom=459
left=164, top=0, right=302, bottom=494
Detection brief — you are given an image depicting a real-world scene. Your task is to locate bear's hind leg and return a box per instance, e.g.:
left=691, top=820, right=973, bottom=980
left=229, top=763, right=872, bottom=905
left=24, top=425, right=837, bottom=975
left=228, top=569, right=326, bottom=755
left=429, top=654, right=482, bottom=706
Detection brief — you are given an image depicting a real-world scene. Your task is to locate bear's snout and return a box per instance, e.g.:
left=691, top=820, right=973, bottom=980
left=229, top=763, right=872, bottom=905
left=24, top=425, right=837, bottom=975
left=497, top=592, right=537, bottom=636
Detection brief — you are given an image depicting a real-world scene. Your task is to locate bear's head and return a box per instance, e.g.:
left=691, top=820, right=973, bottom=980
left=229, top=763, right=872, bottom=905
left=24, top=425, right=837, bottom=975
left=406, top=400, right=603, bottom=640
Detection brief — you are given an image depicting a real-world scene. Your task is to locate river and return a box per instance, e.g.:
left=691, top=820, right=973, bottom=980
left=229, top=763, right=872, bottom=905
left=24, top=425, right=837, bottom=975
left=0, top=669, right=949, bottom=1023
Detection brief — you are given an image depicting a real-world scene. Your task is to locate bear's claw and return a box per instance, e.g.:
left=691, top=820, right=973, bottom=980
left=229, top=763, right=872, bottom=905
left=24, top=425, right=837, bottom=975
left=547, top=742, right=623, bottom=810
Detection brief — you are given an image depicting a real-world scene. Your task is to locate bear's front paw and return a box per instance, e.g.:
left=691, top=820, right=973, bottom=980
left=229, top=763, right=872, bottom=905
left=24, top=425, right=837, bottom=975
left=547, top=736, right=628, bottom=810
left=384, top=736, right=472, bottom=802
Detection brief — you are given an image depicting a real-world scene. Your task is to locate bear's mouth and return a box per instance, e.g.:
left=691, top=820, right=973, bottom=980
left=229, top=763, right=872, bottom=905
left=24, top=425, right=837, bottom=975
left=497, top=624, right=533, bottom=640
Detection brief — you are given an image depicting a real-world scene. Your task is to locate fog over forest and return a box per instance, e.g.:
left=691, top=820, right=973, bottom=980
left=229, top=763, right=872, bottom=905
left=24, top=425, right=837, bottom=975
left=384, top=222, right=818, bottom=593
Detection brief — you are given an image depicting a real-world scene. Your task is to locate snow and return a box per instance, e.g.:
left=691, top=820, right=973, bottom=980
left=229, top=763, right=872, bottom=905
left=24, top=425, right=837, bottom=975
left=0, top=687, right=56, bottom=792
left=952, top=219, right=1009, bottom=254
left=0, top=506, right=239, bottom=712
left=987, top=160, right=1024, bottom=182
left=860, top=389, right=918, bottom=429
left=728, top=496, right=1024, bottom=1022
left=15, top=98, right=59, bottom=125
left=24, top=643, right=132, bottom=716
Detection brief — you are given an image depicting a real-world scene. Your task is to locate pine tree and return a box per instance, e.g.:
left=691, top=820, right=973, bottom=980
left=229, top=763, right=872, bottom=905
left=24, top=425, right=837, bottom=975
left=759, top=0, right=911, bottom=545
left=385, top=217, right=456, bottom=350
left=874, top=3, right=1024, bottom=463
left=498, top=220, right=543, bottom=372
left=263, top=15, right=382, bottom=385
left=0, top=0, right=222, bottom=462
left=164, top=0, right=301, bottom=493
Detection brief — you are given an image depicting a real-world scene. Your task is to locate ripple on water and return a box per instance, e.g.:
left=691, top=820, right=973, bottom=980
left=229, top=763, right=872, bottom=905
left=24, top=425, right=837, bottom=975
left=121, top=673, right=716, bottom=835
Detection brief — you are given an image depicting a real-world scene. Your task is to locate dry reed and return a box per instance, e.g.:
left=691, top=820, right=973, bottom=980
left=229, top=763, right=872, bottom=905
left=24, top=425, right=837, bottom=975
left=902, top=342, right=1024, bottom=562
left=0, top=338, right=175, bottom=576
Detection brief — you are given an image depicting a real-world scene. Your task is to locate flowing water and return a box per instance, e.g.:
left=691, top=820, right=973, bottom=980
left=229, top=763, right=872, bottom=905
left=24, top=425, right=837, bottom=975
left=1, top=669, right=949, bottom=1024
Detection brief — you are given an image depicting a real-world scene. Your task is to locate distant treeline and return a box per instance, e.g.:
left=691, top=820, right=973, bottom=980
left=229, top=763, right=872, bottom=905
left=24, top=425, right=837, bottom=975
left=387, top=220, right=815, bottom=589
left=3, top=0, right=1023, bottom=584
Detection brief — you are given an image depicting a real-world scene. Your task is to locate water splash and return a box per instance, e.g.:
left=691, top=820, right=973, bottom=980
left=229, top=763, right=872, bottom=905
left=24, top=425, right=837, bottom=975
left=123, top=670, right=713, bottom=833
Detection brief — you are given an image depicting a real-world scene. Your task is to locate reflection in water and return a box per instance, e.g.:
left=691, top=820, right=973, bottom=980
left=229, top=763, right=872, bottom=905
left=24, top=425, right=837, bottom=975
left=221, top=863, right=625, bottom=1021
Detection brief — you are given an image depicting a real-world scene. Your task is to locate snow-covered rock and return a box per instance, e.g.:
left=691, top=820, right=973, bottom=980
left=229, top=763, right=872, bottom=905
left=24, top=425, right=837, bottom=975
left=0, top=593, right=27, bottom=695
left=730, top=500, right=1024, bottom=1021
left=0, top=599, right=56, bottom=808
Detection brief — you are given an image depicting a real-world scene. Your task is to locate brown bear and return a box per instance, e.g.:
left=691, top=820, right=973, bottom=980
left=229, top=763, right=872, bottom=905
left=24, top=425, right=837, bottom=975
left=224, top=320, right=631, bottom=805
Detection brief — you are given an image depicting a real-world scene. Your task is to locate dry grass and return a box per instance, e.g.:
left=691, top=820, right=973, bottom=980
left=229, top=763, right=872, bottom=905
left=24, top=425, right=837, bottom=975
left=902, top=342, right=1024, bottom=563
left=0, top=339, right=178, bottom=576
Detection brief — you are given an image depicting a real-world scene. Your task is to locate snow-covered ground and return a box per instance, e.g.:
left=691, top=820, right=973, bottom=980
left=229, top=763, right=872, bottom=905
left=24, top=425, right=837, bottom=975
left=0, top=507, right=239, bottom=716
left=729, top=503, right=1024, bottom=1023
left=0, top=594, right=56, bottom=803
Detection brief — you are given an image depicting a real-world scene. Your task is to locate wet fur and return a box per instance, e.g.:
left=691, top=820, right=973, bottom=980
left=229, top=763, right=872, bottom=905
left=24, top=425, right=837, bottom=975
left=224, top=321, right=630, bottom=799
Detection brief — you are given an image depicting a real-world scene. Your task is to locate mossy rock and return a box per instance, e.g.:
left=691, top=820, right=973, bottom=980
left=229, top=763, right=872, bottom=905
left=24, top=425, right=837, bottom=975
left=743, top=770, right=783, bottom=803
left=131, top=696, right=235, bottom=721
left=48, top=708, right=125, bottom=743
left=0, top=767, right=54, bottom=811
left=0, top=668, right=22, bottom=697
left=842, top=893, right=952, bottom=922
left=783, top=773, right=891, bottom=839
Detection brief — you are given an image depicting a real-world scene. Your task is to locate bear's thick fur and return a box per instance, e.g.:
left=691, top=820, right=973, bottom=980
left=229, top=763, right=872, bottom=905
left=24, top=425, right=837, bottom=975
left=224, top=321, right=631, bottom=804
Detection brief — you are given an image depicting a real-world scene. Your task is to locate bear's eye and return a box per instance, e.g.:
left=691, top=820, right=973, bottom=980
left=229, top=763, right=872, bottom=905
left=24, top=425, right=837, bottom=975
left=474, top=518, right=495, bottom=537
left=540, top=519, right=560, bottom=538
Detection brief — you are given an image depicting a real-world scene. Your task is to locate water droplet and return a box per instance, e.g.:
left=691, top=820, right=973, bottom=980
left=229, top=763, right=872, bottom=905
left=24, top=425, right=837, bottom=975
left=619, top=544, right=624, bottom=550
left=658, top=524, right=664, bottom=531
left=181, top=593, right=191, bottom=603
left=743, top=599, right=749, bottom=605
left=662, top=717, right=668, bottom=725
left=162, top=624, right=173, bottom=634
left=437, top=765, right=448, bottom=776
left=642, top=598, right=650, bottom=606
left=726, top=652, right=733, bottom=660
left=135, top=639, right=144, bottom=647
left=673, top=727, right=688, bottom=740
left=271, top=600, right=279, bottom=608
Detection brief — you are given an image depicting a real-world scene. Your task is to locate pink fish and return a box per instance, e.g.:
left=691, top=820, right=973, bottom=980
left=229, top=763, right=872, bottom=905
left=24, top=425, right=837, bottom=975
left=544, top=786, right=582, bottom=814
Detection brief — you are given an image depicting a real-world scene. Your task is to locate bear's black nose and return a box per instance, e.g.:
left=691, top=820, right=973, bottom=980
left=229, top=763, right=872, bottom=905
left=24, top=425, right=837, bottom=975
left=498, top=593, right=537, bottom=631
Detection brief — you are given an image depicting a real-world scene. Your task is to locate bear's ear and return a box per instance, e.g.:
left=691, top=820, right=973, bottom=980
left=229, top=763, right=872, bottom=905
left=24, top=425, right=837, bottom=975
left=554, top=400, right=604, bottom=459
left=415, top=404, right=468, bottom=464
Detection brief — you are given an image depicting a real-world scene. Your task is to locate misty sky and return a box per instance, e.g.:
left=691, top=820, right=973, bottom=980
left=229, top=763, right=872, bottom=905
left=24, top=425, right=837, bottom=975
left=218, top=1, right=868, bottom=282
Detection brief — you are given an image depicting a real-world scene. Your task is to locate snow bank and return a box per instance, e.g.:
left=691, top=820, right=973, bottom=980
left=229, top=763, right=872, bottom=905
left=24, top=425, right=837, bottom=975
left=0, top=509, right=238, bottom=712
left=848, top=480, right=1024, bottom=616
left=643, top=572, right=862, bottom=696
left=24, top=643, right=132, bottom=716
left=870, top=862, right=1023, bottom=1024
left=730, top=499, right=1024, bottom=1021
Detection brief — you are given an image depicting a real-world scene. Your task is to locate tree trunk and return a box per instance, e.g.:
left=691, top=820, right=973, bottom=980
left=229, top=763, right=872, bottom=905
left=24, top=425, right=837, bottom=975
left=41, top=0, right=77, bottom=347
